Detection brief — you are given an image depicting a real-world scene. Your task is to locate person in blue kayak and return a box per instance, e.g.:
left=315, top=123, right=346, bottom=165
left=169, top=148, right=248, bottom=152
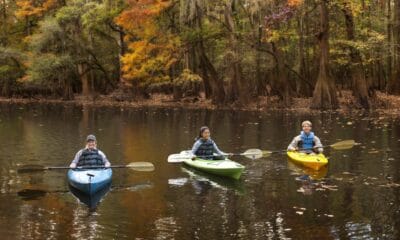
left=69, top=134, right=111, bottom=168
left=287, top=120, right=323, bottom=154
left=191, top=126, right=228, bottom=160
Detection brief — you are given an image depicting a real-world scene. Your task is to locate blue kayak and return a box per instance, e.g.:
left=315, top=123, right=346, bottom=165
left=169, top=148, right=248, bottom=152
left=67, top=168, right=112, bottom=195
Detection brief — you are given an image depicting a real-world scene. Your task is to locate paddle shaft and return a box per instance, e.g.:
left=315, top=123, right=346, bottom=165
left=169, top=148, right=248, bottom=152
left=266, top=140, right=354, bottom=155
left=176, top=151, right=258, bottom=159
left=46, top=165, right=140, bottom=170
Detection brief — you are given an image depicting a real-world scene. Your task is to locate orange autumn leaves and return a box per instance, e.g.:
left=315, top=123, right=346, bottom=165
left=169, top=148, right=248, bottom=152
left=15, top=0, right=57, bottom=18
left=287, top=0, right=303, bottom=7
left=116, top=0, right=180, bottom=85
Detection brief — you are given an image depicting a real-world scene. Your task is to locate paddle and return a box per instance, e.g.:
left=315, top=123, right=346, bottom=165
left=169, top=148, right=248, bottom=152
left=167, top=149, right=264, bottom=163
left=17, top=162, right=155, bottom=173
left=260, top=139, right=356, bottom=158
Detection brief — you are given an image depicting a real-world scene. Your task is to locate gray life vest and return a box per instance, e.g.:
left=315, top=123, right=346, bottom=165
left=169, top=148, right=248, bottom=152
left=195, top=139, right=215, bottom=159
left=77, top=149, right=104, bottom=167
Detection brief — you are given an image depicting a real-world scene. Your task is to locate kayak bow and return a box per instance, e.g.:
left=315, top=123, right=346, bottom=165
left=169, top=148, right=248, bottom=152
left=67, top=168, right=112, bottom=195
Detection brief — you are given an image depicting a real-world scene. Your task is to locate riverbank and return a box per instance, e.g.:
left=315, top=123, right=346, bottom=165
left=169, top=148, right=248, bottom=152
left=1, top=90, right=400, bottom=116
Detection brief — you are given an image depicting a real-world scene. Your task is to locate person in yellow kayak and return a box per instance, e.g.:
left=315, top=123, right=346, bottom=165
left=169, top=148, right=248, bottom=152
left=287, top=121, right=323, bottom=154
left=69, top=134, right=111, bottom=168
left=191, top=126, right=228, bottom=160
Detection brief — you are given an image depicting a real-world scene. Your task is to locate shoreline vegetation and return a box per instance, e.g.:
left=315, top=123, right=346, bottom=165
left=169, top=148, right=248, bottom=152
left=2, top=1, right=400, bottom=112
left=1, top=90, right=400, bottom=116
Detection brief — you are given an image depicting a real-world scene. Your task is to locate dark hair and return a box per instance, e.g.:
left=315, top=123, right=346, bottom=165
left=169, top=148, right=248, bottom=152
left=197, top=126, right=210, bottom=140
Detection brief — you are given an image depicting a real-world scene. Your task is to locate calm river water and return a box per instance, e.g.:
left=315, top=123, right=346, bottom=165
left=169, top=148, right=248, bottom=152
left=0, top=103, right=399, bottom=239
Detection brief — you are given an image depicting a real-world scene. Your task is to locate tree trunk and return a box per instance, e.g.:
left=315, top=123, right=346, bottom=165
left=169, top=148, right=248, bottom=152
left=118, top=28, right=126, bottom=85
left=388, top=0, right=400, bottom=94
left=2, top=0, right=6, bottom=20
left=25, top=17, right=31, bottom=35
left=256, top=23, right=266, bottom=96
left=197, top=41, right=225, bottom=104
left=342, top=3, right=370, bottom=108
left=387, top=0, right=393, bottom=89
left=78, top=63, right=90, bottom=97
left=271, top=42, right=291, bottom=106
left=224, top=0, right=249, bottom=104
left=311, top=0, right=338, bottom=109
left=297, top=15, right=312, bottom=97
left=194, top=3, right=225, bottom=104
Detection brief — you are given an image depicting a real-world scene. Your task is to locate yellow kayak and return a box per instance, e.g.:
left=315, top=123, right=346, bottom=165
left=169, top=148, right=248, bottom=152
left=286, top=151, right=328, bottom=171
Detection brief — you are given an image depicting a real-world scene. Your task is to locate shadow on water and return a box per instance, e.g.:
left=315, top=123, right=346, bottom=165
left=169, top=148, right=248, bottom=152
left=168, top=165, right=246, bottom=195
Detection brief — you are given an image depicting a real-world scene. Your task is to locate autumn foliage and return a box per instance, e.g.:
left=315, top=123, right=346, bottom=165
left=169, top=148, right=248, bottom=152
left=116, top=0, right=180, bottom=86
left=1, top=0, right=400, bottom=109
left=15, top=0, right=58, bottom=18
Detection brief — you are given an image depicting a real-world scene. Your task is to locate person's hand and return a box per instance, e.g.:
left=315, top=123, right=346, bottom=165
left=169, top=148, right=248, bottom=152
left=69, top=163, right=77, bottom=168
left=105, top=162, right=111, bottom=167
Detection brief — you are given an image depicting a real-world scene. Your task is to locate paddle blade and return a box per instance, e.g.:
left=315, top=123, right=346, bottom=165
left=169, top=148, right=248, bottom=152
left=17, top=165, right=47, bottom=173
left=330, top=140, right=355, bottom=150
left=126, top=162, right=155, bottom=172
left=242, top=149, right=263, bottom=159
left=167, top=153, right=192, bottom=163
left=262, top=150, right=273, bottom=157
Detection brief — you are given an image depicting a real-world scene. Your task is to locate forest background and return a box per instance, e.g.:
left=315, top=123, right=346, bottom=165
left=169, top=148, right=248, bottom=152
left=1, top=0, right=400, bottom=110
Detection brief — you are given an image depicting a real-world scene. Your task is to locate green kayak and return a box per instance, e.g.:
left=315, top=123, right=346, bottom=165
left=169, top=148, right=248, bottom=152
left=178, top=151, right=244, bottom=180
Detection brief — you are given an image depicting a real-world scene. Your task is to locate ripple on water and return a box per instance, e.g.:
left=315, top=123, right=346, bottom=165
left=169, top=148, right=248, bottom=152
left=152, top=216, right=181, bottom=240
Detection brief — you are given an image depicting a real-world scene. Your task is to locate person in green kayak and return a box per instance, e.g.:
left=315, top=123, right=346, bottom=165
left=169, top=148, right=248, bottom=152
left=69, top=134, right=111, bottom=168
left=287, top=120, right=323, bottom=154
left=191, top=126, right=228, bottom=160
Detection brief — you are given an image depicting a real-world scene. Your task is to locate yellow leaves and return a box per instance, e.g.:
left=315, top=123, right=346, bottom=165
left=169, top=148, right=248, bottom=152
left=121, top=34, right=180, bottom=83
left=265, top=29, right=281, bottom=43
left=336, top=0, right=363, bottom=16
left=15, top=0, right=57, bottom=19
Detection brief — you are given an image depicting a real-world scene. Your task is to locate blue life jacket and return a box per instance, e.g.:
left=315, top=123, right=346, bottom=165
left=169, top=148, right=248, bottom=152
left=195, top=139, right=215, bottom=159
left=299, top=131, right=315, bottom=150
left=77, top=149, right=104, bottom=167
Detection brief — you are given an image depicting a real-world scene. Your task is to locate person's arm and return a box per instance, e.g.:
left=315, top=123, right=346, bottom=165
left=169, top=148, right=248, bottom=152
left=212, top=141, right=226, bottom=156
left=98, top=150, right=111, bottom=167
left=191, top=140, right=201, bottom=156
left=287, top=136, right=300, bottom=151
left=313, top=136, right=324, bottom=153
left=70, top=150, right=83, bottom=168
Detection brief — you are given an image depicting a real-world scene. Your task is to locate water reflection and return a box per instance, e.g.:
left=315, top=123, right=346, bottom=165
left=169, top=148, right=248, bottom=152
left=1, top=104, right=400, bottom=239
left=69, top=183, right=111, bottom=210
left=175, top=166, right=246, bottom=195
left=288, top=161, right=328, bottom=180
left=17, top=189, right=47, bottom=200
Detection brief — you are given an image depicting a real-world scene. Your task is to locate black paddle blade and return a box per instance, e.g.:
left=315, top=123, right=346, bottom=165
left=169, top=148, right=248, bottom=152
left=17, top=165, right=47, bottom=173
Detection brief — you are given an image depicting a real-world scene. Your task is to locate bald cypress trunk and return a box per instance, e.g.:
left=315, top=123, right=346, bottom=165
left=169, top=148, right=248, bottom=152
left=388, top=0, right=400, bottom=94
left=271, top=42, right=291, bottom=106
left=311, top=0, right=338, bottom=109
left=224, top=0, right=249, bottom=104
left=342, top=3, right=370, bottom=108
